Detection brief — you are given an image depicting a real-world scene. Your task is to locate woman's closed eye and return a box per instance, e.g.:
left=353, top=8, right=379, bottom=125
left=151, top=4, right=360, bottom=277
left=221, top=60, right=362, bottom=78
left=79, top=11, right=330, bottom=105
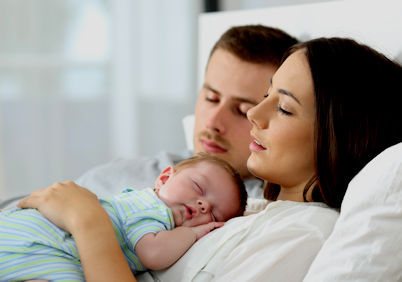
left=264, top=92, right=293, bottom=116
left=264, top=84, right=272, bottom=98
left=278, top=105, right=292, bottom=115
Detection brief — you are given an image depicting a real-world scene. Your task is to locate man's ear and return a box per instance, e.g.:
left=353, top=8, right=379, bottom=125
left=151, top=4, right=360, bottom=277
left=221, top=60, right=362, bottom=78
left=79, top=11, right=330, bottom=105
left=155, top=166, right=175, bottom=191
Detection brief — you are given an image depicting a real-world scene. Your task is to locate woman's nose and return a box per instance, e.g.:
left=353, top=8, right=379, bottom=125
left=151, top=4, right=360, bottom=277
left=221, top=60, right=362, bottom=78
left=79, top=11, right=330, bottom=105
left=197, top=199, right=211, bottom=213
left=247, top=102, right=268, bottom=129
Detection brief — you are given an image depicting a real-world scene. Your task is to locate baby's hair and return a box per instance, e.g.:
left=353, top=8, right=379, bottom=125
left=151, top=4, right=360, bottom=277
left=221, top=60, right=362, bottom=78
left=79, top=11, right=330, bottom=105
left=175, top=152, right=247, bottom=216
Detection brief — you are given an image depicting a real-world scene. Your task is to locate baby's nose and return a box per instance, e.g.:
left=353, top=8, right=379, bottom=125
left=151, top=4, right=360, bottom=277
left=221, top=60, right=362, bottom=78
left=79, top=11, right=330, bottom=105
left=197, top=199, right=211, bottom=213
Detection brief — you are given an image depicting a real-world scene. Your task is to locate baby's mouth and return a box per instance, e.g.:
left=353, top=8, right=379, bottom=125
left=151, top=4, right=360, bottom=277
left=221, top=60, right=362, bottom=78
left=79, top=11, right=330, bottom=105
left=185, top=205, right=196, bottom=219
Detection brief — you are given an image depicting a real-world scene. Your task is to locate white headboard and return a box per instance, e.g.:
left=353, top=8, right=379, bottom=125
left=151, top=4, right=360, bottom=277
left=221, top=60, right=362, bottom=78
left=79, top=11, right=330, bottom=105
left=198, top=0, right=402, bottom=87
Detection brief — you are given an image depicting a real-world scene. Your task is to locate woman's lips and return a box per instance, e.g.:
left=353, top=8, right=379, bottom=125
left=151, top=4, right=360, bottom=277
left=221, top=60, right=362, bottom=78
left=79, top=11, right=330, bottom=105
left=249, top=140, right=266, bottom=152
left=200, top=139, right=227, bottom=153
left=249, top=134, right=266, bottom=152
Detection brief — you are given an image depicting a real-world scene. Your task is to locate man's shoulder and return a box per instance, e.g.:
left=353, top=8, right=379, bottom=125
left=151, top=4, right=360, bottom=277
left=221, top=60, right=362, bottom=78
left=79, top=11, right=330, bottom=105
left=76, top=151, right=191, bottom=197
left=92, top=151, right=189, bottom=168
left=244, top=178, right=264, bottom=198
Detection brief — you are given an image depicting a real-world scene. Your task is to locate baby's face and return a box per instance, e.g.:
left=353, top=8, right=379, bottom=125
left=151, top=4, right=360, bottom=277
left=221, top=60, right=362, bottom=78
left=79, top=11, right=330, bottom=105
left=156, top=162, right=241, bottom=227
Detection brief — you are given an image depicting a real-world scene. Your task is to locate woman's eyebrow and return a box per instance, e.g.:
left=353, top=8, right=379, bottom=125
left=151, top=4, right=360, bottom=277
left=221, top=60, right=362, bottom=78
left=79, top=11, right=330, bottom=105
left=270, top=77, right=301, bottom=105
left=278, top=88, right=301, bottom=105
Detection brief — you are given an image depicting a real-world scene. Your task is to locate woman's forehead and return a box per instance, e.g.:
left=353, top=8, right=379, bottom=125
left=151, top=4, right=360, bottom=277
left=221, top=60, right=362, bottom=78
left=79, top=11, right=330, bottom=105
left=273, top=51, right=313, bottom=101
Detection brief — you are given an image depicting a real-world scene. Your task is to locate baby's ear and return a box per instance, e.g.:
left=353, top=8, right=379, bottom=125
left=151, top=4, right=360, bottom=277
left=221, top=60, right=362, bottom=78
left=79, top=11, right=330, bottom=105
left=155, top=166, right=175, bottom=191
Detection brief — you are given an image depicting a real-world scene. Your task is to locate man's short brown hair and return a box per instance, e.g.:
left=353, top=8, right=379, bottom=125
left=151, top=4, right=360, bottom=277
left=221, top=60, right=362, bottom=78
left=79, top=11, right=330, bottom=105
left=209, top=24, right=298, bottom=67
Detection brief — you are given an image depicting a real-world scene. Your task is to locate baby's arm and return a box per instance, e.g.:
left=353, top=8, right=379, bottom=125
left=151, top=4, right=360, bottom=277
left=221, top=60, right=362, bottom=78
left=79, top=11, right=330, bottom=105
left=135, top=222, right=224, bottom=270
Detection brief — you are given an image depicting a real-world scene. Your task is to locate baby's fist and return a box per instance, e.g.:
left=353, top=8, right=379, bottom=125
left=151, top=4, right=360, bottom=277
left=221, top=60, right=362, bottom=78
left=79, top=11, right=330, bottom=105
left=191, top=222, right=224, bottom=240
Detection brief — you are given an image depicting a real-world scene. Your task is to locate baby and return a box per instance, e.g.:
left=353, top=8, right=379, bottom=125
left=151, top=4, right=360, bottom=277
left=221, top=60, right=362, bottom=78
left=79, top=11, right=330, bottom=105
left=0, top=153, right=247, bottom=281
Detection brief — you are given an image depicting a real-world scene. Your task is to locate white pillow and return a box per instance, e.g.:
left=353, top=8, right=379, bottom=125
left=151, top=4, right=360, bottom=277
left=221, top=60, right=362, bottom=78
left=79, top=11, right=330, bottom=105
left=304, top=142, right=402, bottom=281
left=182, top=114, right=195, bottom=151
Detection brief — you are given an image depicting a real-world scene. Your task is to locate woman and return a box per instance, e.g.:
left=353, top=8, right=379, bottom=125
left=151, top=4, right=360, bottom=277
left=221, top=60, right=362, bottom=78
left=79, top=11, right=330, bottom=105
left=18, top=37, right=402, bottom=281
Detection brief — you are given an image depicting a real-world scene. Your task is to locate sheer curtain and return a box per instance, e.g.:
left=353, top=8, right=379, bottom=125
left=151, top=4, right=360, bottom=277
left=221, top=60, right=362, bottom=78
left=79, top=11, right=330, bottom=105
left=0, top=0, right=200, bottom=199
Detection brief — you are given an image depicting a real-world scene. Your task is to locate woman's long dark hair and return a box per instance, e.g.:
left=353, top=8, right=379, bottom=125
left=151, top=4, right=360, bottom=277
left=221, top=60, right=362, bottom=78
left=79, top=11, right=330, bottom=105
left=265, top=37, right=402, bottom=209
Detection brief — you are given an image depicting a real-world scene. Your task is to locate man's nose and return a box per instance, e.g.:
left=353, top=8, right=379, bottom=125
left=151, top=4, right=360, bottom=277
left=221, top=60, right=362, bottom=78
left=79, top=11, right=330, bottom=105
left=197, top=199, right=211, bottom=213
left=206, top=106, right=226, bottom=134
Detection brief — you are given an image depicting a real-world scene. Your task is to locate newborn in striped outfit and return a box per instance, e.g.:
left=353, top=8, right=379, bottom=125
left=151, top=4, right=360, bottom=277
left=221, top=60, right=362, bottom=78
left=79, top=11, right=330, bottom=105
left=0, top=153, right=246, bottom=281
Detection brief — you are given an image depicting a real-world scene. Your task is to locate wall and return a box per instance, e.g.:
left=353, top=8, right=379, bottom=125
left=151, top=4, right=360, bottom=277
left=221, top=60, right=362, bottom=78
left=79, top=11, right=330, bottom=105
left=198, top=0, right=402, bottom=87
left=0, top=0, right=201, bottom=199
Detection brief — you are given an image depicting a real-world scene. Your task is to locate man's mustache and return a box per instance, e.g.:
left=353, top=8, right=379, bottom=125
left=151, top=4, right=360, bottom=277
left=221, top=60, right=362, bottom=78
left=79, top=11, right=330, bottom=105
left=197, top=130, right=230, bottom=149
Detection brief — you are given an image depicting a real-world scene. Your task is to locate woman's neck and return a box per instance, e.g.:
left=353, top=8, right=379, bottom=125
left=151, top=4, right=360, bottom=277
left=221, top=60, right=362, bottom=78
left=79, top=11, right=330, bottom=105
left=277, top=189, right=304, bottom=202
left=277, top=184, right=313, bottom=202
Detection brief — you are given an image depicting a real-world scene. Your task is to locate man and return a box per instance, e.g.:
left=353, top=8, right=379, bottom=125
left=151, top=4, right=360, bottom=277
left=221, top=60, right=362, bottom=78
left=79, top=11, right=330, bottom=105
left=0, top=25, right=297, bottom=208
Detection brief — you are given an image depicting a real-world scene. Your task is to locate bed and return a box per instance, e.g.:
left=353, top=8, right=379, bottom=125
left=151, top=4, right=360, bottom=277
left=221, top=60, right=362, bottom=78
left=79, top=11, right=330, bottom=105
left=138, top=0, right=402, bottom=281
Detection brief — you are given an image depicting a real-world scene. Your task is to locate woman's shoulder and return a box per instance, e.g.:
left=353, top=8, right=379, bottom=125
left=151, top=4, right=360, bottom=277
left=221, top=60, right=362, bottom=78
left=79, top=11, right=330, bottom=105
left=261, top=200, right=339, bottom=237
left=261, top=200, right=338, bottom=221
left=239, top=199, right=339, bottom=233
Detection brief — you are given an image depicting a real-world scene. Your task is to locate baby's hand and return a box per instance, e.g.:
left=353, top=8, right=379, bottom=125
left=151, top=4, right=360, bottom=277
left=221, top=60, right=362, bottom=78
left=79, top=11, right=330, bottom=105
left=191, top=222, right=224, bottom=241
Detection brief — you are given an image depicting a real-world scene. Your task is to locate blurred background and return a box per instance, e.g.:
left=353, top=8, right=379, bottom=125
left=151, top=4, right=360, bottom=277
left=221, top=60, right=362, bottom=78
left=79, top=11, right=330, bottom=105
left=0, top=0, right=336, bottom=198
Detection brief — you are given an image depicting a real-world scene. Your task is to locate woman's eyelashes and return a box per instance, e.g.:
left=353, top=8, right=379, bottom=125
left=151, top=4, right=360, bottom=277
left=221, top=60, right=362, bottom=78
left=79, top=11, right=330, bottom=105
left=263, top=93, right=293, bottom=116
left=278, top=105, right=292, bottom=115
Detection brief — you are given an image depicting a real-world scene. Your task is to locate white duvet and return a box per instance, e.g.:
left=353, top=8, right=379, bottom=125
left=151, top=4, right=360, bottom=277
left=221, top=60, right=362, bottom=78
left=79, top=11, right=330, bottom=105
left=138, top=199, right=338, bottom=282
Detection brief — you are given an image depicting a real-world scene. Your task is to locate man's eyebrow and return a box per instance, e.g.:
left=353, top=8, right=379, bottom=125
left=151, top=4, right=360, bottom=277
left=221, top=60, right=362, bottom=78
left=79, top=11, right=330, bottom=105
left=203, top=83, right=219, bottom=94
left=203, top=83, right=259, bottom=105
left=270, top=77, right=301, bottom=105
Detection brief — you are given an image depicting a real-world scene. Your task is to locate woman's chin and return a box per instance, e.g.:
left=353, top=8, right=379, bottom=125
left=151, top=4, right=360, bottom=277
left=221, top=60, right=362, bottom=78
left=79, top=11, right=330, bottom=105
left=247, top=157, right=265, bottom=180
